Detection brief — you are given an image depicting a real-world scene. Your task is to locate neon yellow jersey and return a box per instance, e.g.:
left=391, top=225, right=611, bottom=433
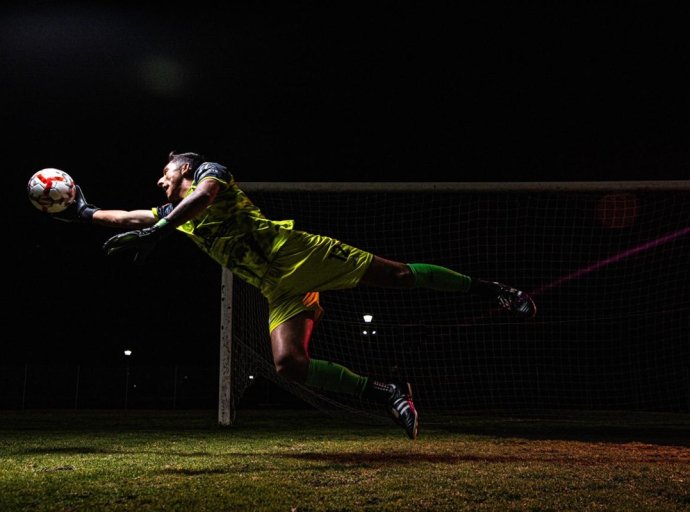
left=154, top=163, right=294, bottom=289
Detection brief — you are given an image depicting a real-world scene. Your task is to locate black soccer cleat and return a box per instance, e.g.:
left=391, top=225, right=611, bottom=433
left=388, top=382, right=419, bottom=440
left=494, top=282, right=537, bottom=319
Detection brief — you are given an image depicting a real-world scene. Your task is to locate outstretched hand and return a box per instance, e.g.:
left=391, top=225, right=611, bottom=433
left=53, top=185, right=100, bottom=223
left=103, top=221, right=174, bottom=265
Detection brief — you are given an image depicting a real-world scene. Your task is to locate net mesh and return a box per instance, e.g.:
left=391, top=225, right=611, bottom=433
left=222, top=184, right=690, bottom=421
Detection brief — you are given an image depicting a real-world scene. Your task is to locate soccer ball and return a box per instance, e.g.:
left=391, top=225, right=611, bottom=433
left=27, top=168, right=77, bottom=213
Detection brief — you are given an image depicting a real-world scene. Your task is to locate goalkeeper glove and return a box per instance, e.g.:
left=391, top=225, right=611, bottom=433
left=53, top=185, right=100, bottom=223
left=102, top=218, right=176, bottom=265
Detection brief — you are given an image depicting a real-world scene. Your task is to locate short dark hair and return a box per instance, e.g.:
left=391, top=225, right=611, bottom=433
left=168, top=151, right=205, bottom=172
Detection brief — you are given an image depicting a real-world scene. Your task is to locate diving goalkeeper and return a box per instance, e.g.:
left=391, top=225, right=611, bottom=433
left=55, top=151, right=537, bottom=440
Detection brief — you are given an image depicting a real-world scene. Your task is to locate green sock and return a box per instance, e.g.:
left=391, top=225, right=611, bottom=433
left=305, top=359, right=369, bottom=397
left=408, top=263, right=472, bottom=292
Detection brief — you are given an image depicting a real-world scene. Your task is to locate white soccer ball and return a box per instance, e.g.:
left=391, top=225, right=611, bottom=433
left=27, top=168, right=77, bottom=213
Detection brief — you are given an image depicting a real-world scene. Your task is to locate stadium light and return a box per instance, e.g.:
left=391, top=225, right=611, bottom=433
left=123, top=351, right=132, bottom=409
left=363, top=314, right=373, bottom=323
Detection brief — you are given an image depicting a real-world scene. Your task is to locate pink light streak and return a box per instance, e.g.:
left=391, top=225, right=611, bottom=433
left=532, top=226, right=690, bottom=297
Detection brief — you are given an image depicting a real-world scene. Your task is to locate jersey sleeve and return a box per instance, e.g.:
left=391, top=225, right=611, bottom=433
left=153, top=203, right=175, bottom=219
left=194, top=162, right=234, bottom=187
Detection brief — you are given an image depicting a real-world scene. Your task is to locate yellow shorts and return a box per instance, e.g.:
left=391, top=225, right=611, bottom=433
left=260, top=230, right=374, bottom=333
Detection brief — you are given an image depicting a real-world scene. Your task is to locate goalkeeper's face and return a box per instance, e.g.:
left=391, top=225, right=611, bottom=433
left=157, top=161, right=191, bottom=205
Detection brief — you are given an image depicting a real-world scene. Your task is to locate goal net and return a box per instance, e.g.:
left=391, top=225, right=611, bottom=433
left=219, top=181, right=690, bottom=425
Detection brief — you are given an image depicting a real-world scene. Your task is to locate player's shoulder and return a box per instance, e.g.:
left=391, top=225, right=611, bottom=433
left=194, top=162, right=234, bottom=185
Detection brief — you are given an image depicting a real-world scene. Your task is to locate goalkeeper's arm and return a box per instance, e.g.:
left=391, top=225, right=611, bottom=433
left=52, top=185, right=157, bottom=227
left=100, top=179, right=221, bottom=263
left=94, top=178, right=220, bottom=229
left=92, top=209, right=158, bottom=228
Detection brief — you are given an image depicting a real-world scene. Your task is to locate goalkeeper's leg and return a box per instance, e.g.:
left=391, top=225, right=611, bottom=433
left=271, top=312, right=419, bottom=440
left=360, top=256, right=537, bottom=319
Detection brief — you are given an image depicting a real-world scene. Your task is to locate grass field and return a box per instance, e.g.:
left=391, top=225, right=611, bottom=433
left=1, top=408, right=689, bottom=511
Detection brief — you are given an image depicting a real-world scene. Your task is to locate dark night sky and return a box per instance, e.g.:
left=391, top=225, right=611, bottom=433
left=3, top=3, right=689, bottom=365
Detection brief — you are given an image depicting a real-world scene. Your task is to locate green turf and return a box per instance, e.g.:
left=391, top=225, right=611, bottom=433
left=1, top=408, right=689, bottom=511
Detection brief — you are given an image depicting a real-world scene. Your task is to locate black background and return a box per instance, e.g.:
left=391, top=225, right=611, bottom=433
left=3, top=3, right=689, bottom=367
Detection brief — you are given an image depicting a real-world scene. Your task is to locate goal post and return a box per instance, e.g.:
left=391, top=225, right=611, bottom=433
left=218, top=265, right=235, bottom=426
left=219, top=181, right=690, bottom=425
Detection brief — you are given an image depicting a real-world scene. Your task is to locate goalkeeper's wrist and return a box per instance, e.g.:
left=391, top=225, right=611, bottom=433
left=80, top=205, right=100, bottom=222
left=153, top=218, right=175, bottom=237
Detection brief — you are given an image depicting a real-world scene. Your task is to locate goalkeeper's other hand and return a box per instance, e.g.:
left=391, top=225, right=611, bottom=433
left=103, top=220, right=174, bottom=265
left=53, top=185, right=100, bottom=223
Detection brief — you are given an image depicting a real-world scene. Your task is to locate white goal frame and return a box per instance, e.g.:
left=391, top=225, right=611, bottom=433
left=218, top=180, right=690, bottom=425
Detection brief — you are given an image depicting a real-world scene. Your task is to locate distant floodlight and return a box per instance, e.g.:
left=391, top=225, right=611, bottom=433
left=362, top=330, right=368, bottom=335
left=363, top=314, right=373, bottom=323
left=124, top=350, right=132, bottom=356
left=372, top=330, right=377, bottom=335
left=248, top=375, right=255, bottom=380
